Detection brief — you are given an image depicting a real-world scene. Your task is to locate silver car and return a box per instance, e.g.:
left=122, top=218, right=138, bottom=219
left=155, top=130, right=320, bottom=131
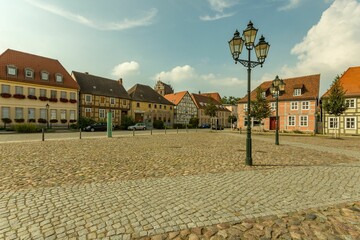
left=127, top=122, right=146, bottom=130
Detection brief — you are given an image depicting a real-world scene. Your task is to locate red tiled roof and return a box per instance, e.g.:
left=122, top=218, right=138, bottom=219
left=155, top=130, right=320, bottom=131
left=238, top=74, right=320, bottom=103
left=322, top=66, right=360, bottom=98
left=191, top=93, right=230, bottom=112
left=164, top=91, right=187, bottom=105
left=0, top=49, right=79, bottom=90
left=200, top=92, right=222, bottom=102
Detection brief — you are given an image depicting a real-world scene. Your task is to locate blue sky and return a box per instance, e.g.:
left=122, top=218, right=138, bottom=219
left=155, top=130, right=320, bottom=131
left=1, top=0, right=359, bottom=98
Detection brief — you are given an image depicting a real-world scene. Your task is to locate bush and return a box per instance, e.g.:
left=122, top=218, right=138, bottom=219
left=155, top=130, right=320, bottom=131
left=78, top=116, right=96, bottom=129
left=120, top=115, right=135, bottom=130
left=173, top=123, right=185, bottom=129
left=14, top=123, right=41, bottom=133
left=189, top=117, right=199, bottom=128
left=153, top=120, right=164, bottom=129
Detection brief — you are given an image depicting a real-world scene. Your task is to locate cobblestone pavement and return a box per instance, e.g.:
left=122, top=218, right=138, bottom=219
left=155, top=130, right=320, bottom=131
left=0, top=132, right=359, bottom=239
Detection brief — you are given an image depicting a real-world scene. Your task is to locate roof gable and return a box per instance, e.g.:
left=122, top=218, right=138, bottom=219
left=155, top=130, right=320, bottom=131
left=0, top=49, right=79, bottom=90
left=191, top=93, right=230, bottom=111
left=128, top=84, right=174, bottom=105
left=239, top=74, right=320, bottom=103
left=322, top=66, right=360, bottom=98
left=164, top=91, right=188, bottom=105
left=72, top=71, right=130, bottom=99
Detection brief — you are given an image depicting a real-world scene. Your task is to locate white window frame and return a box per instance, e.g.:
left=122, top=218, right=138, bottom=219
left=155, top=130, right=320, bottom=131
left=99, top=109, right=106, bottom=119
left=61, top=91, right=67, bottom=99
left=50, top=109, right=57, bottom=120
left=70, top=92, right=76, bottom=100
left=40, top=109, right=46, bottom=119
left=41, top=71, right=49, bottom=81
left=70, top=110, right=75, bottom=120
left=328, top=117, right=339, bottom=129
left=345, top=117, right=356, bottom=129
left=270, top=102, right=276, bottom=111
left=243, top=104, right=248, bottom=112
left=60, top=110, right=66, bottom=120
left=1, top=84, right=10, bottom=94
left=85, top=95, right=92, bottom=103
left=301, top=101, right=310, bottom=110
left=40, top=89, right=47, bottom=97
left=7, top=65, right=17, bottom=76
left=110, top=98, right=116, bottom=105
left=28, top=108, right=35, bottom=119
left=15, top=107, right=23, bottom=119
left=55, top=74, right=63, bottom=83
left=111, top=110, right=116, bottom=119
left=345, top=99, right=356, bottom=108
left=299, top=115, right=308, bottom=127
left=28, top=87, right=35, bottom=96
left=288, top=115, right=296, bottom=126
left=25, top=68, right=34, bottom=79
left=1, top=107, right=10, bottom=118
left=15, top=86, right=23, bottom=95
left=261, top=92, right=266, bottom=98
left=293, top=88, right=302, bottom=96
left=85, top=108, right=91, bottom=117
left=290, top=102, right=298, bottom=110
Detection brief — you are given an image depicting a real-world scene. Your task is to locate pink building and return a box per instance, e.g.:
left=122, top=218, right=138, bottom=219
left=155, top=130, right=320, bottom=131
left=237, top=74, right=320, bottom=133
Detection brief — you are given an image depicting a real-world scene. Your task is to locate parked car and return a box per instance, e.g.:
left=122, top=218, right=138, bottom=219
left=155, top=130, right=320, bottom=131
left=211, top=124, right=224, bottom=130
left=128, top=122, right=146, bottom=130
left=200, top=123, right=210, bottom=128
left=84, top=122, right=108, bottom=132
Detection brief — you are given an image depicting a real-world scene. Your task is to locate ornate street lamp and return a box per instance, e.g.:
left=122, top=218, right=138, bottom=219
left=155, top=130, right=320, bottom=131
left=229, top=21, right=270, bottom=166
left=46, top=103, right=50, bottom=129
left=270, top=75, right=285, bottom=145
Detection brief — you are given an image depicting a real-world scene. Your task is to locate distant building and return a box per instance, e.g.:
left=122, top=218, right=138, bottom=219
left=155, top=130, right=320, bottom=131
left=321, top=66, right=360, bottom=135
left=199, top=92, right=222, bottom=103
left=72, top=71, right=131, bottom=126
left=0, top=49, right=79, bottom=127
left=238, top=74, right=320, bottom=133
left=128, top=84, right=174, bottom=127
left=154, top=80, right=174, bottom=96
left=191, top=93, right=231, bottom=127
left=164, top=91, right=197, bottom=125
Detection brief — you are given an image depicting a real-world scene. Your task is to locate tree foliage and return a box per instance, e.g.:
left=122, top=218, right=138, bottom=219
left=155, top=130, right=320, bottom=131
left=323, top=75, right=348, bottom=116
left=250, top=87, right=271, bottom=122
left=189, top=117, right=199, bottom=128
left=221, top=96, right=240, bottom=105
left=204, top=102, right=217, bottom=117
left=228, top=115, right=237, bottom=123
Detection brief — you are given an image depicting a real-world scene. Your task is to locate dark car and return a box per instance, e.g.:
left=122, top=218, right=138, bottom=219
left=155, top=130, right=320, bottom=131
left=211, top=124, right=224, bottom=130
left=201, top=123, right=210, bottom=128
left=84, top=122, right=108, bottom=132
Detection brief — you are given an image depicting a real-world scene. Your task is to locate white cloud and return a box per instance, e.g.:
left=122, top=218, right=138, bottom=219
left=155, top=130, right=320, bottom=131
left=200, top=0, right=239, bottom=21
left=280, top=0, right=360, bottom=93
left=153, top=65, right=246, bottom=95
left=112, top=61, right=140, bottom=78
left=26, top=0, right=157, bottom=30
left=278, top=0, right=301, bottom=11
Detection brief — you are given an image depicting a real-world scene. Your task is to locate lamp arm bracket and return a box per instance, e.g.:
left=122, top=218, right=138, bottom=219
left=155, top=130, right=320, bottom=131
left=236, top=59, right=262, bottom=68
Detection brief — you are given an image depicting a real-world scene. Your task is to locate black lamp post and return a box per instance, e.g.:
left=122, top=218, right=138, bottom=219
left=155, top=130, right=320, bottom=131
left=228, top=21, right=270, bottom=166
left=46, top=103, right=50, bottom=129
left=270, top=76, right=285, bottom=145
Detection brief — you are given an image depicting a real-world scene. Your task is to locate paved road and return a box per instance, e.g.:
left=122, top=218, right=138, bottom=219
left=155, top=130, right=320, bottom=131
left=0, top=133, right=359, bottom=239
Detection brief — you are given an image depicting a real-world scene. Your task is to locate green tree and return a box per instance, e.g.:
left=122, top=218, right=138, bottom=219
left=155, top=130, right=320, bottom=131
left=78, top=116, right=96, bottom=129
left=120, top=115, right=135, bottom=130
left=250, top=87, right=271, bottom=131
left=323, top=75, right=348, bottom=138
left=228, top=115, right=237, bottom=124
left=204, top=102, right=217, bottom=117
left=221, top=96, right=240, bottom=105
left=189, top=117, right=199, bottom=128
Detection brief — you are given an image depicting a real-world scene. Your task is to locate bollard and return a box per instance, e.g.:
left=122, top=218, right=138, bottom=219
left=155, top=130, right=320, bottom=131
left=151, top=128, right=152, bottom=135
left=133, top=128, right=135, bottom=136
left=196, top=127, right=197, bottom=132
left=79, top=128, right=82, bottom=139
left=42, top=128, right=45, bottom=141
left=165, top=126, right=167, bottom=134
left=177, top=127, right=178, bottom=134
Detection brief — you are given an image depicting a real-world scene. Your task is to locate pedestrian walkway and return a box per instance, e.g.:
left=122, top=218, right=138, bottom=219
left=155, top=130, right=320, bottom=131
left=1, top=162, right=360, bottom=239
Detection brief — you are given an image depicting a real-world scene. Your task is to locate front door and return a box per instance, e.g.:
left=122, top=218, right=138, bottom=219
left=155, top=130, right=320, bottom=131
left=270, top=117, right=276, bottom=130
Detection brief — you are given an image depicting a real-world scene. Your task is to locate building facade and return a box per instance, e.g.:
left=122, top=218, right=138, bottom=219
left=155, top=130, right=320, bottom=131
left=128, top=84, right=174, bottom=128
left=191, top=93, right=231, bottom=127
left=154, top=80, right=174, bottom=96
left=0, top=49, right=79, bottom=127
left=164, top=91, right=197, bottom=125
left=72, top=72, right=131, bottom=126
left=321, top=66, right=360, bottom=135
left=238, top=74, right=320, bottom=133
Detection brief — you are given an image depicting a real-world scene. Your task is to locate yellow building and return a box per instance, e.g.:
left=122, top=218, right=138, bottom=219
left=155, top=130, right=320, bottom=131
left=0, top=49, right=79, bottom=127
left=128, top=84, right=174, bottom=128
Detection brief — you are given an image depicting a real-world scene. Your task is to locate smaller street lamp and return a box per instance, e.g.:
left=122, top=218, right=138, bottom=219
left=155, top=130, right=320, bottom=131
left=46, top=103, right=50, bottom=129
left=270, top=76, right=285, bottom=145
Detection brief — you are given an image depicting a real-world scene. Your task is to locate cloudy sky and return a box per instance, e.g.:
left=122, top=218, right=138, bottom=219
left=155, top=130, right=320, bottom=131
left=1, top=0, right=359, bottom=98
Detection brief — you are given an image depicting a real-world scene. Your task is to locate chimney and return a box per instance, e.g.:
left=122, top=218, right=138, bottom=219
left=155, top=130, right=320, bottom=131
left=198, top=91, right=201, bottom=94
left=118, top=78, right=123, bottom=85
left=85, top=72, right=89, bottom=74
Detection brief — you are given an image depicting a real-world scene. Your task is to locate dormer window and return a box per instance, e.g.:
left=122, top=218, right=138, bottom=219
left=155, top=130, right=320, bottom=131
left=55, top=73, right=63, bottom=83
left=7, top=65, right=17, bottom=76
left=293, top=88, right=302, bottom=96
left=261, top=91, right=266, bottom=98
left=25, top=68, right=34, bottom=79
left=41, top=71, right=49, bottom=81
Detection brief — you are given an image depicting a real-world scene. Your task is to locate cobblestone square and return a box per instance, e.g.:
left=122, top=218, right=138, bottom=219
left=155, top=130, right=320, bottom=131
left=0, top=131, right=359, bottom=239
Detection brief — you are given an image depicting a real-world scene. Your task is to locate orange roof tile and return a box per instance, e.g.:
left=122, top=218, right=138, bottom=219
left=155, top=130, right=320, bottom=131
left=322, top=66, right=360, bottom=98
left=164, top=91, right=188, bottom=105
left=200, top=92, right=222, bottom=102
left=238, top=74, right=320, bottom=103
left=191, top=93, right=230, bottom=112
left=0, top=49, right=79, bottom=90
